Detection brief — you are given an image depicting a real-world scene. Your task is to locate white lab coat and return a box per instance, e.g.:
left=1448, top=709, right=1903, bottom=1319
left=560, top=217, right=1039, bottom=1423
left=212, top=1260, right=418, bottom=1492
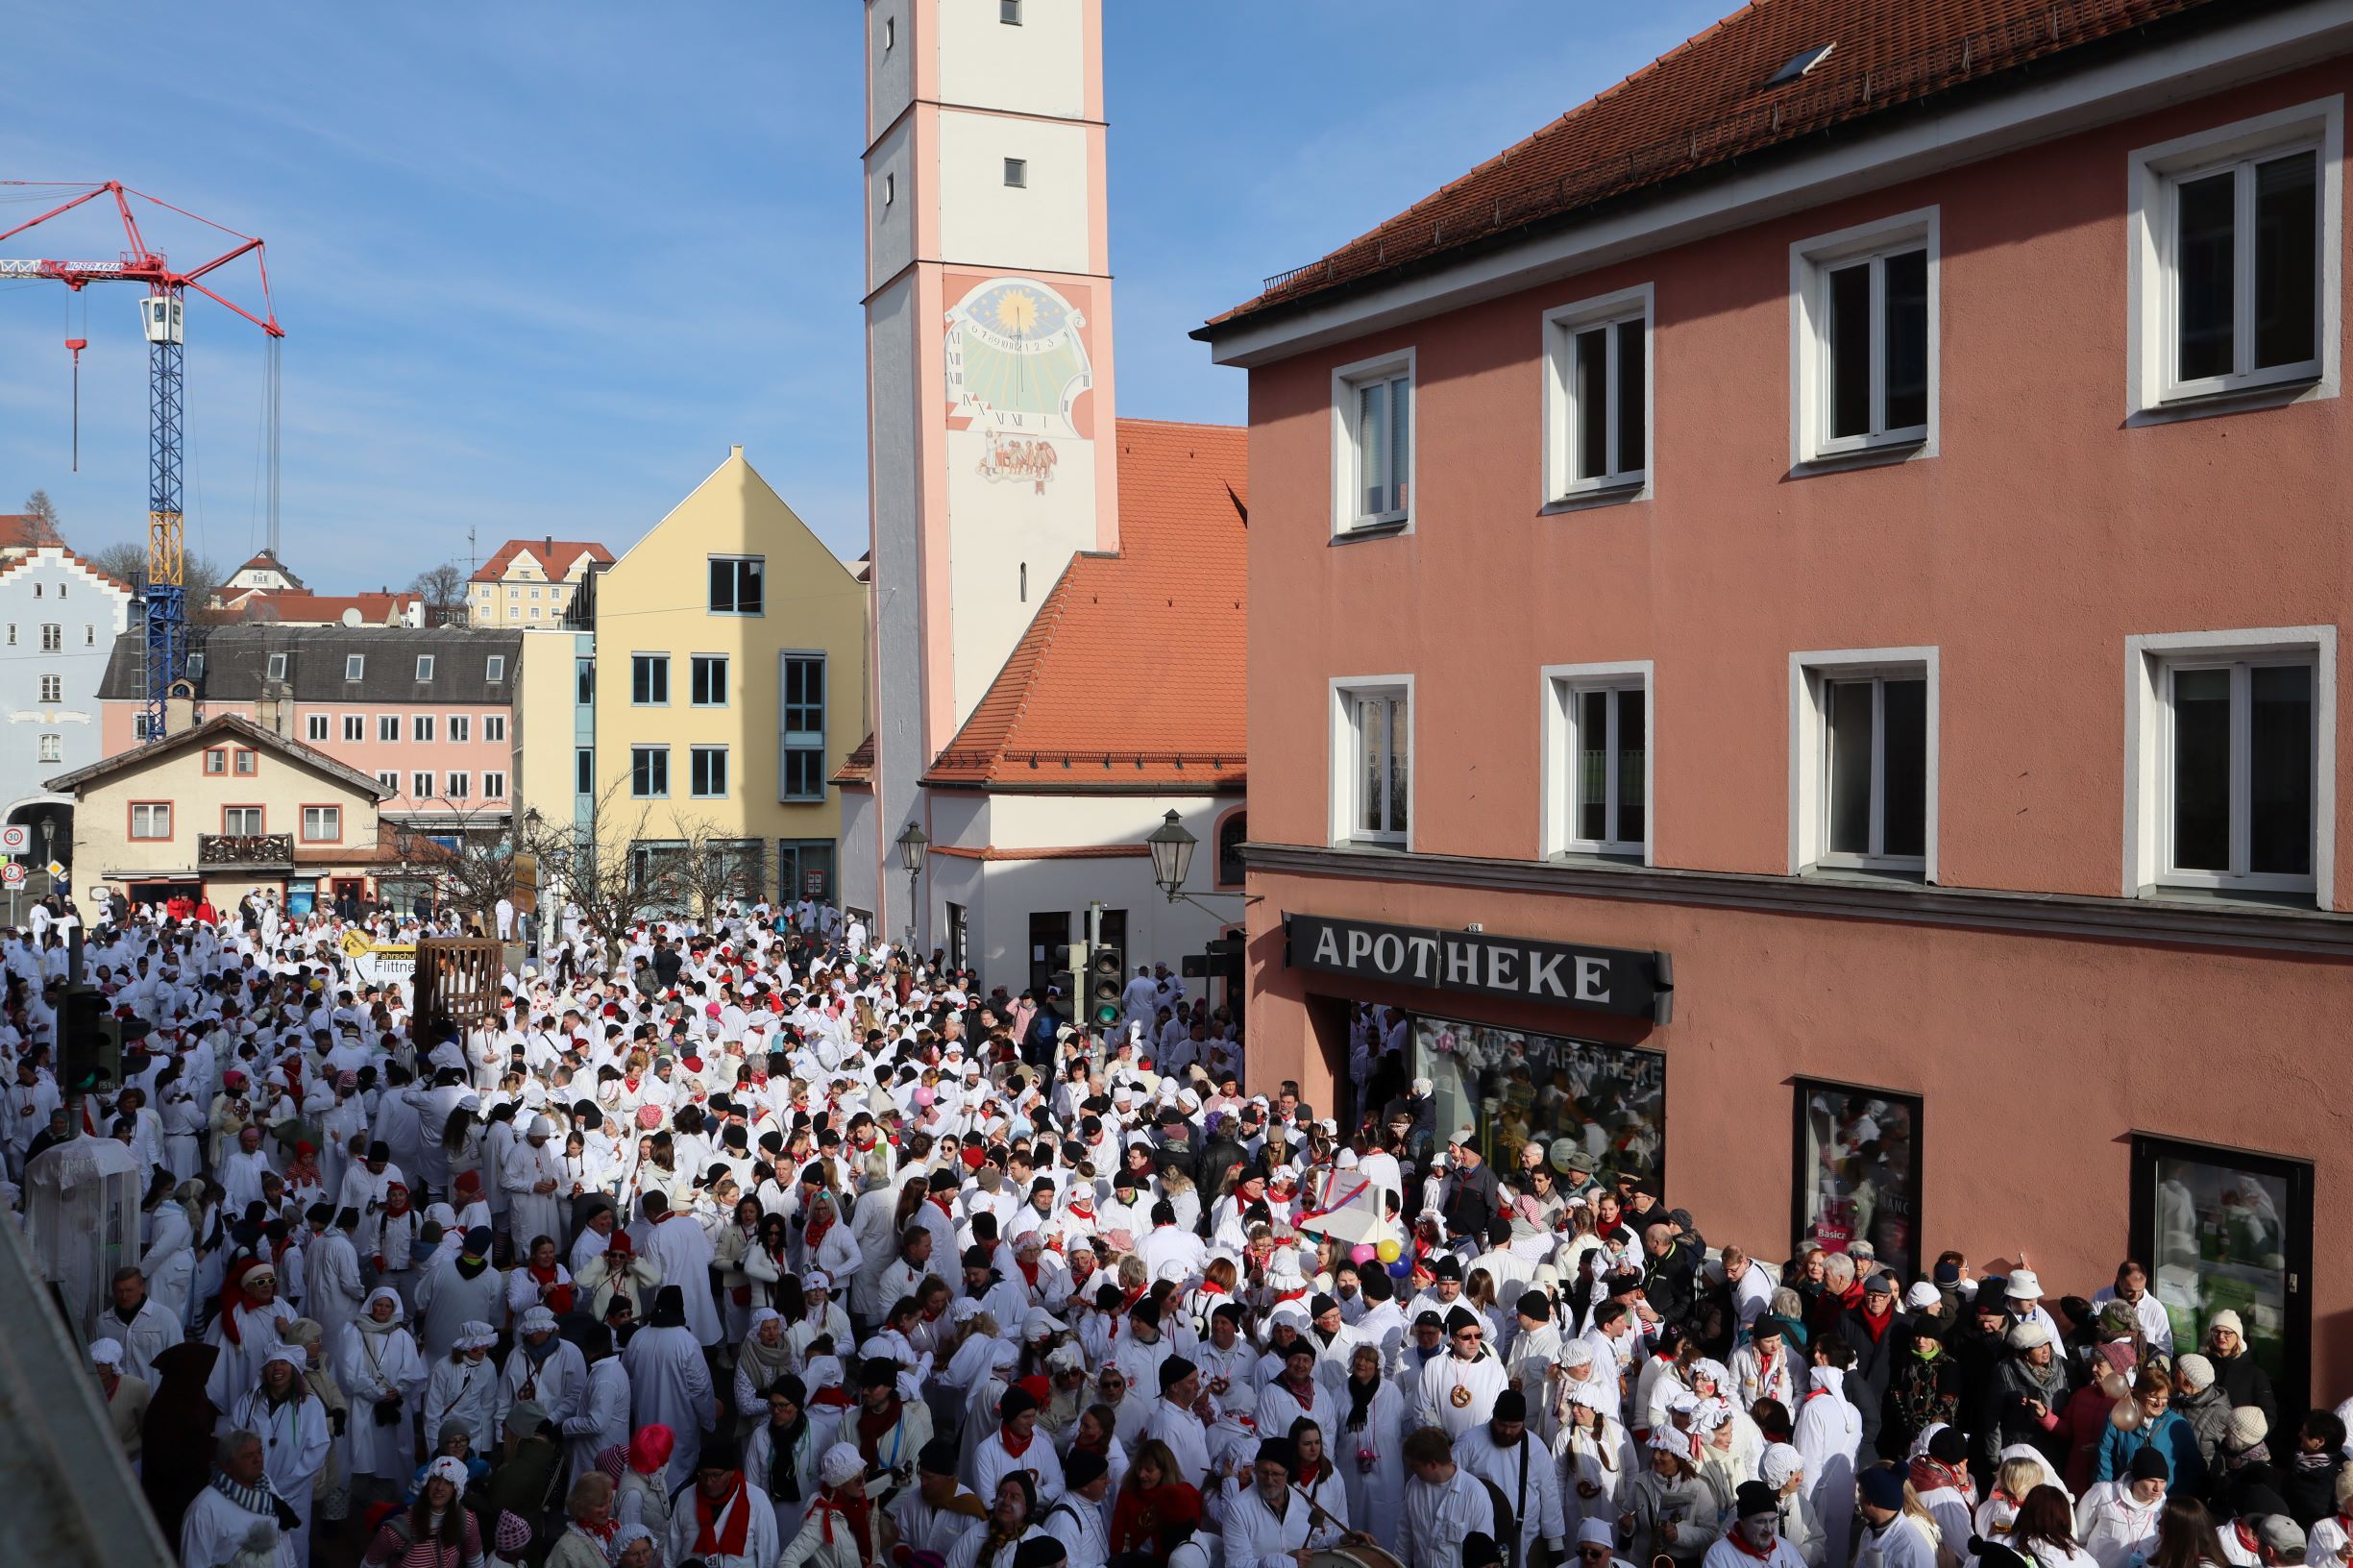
left=623, top=1321, right=715, bottom=1489
left=336, top=1319, right=426, bottom=1478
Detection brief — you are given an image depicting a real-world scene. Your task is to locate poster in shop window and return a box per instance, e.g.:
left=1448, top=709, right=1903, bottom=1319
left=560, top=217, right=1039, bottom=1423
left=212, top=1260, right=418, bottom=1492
left=1794, top=1083, right=1920, bottom=1283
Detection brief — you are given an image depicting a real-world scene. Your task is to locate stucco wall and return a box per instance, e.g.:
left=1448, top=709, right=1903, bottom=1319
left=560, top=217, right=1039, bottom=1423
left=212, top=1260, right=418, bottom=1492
left=1239, top=61, right=2353, bottom=910
left=0, top=551, right=131, bottom=818
left=73, top=734, right=382, bottom=894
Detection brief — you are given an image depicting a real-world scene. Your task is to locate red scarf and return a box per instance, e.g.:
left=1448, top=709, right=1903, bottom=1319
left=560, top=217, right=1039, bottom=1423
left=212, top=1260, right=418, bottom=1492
left=999, top=1422, right=1034, bottom=1458
left=527, top=1262, right=577, bottom=1315
left=1017, top=1256, right=1041, bottom=1287
left=693, top=1473, right=753, bottom=1557
left=817, top=1490, right=873, bottom=1558
left=856, top=1395, right=904, bottom=1463
left=1727, top=1528, right=1777, bottom=1560
left=1284, top=1374, right=1315, bottom=1411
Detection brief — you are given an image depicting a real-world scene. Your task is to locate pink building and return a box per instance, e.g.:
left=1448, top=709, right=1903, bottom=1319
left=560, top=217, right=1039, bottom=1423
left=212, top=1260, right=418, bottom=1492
left=1201, top=2, right=2353, bottom=1399
left=98, top=625, right=523, bottom=863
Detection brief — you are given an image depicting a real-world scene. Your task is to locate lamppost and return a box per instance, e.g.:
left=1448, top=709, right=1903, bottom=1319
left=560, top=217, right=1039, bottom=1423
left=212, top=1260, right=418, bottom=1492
left=522, top=806, right=545, bottom=962
left=895, top=820, right=929, bottom=949
left=39, top=818, right=55, bottom=901
left=1146, top=809, right=1242, bottom=915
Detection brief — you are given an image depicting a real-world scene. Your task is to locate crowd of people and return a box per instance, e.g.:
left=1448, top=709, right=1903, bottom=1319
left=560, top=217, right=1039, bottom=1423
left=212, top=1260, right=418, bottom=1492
left=6, top=890, right=2341, bottom=1568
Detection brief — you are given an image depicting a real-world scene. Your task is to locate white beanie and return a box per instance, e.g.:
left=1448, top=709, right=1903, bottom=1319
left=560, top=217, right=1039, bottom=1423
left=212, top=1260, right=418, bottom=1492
left=818, top=1441, right=868, bottom=1488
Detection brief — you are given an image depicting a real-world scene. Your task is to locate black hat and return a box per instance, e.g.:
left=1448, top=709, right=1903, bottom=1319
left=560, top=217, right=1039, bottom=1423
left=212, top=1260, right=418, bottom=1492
left=1928, top=1427, right=1969, bottom=1466
left=650, top=1285, right=687, bottom=1328
left=1012, top=1540, right=1069, bottom=1568
left=699, top=1434, right=742, bottom=1473
left=1158, top=1355, right=1197, bottom=1393
left=927, top=1167, right=959, bottom=1192
left=334, top=1207, right=361, bottom=1231
left=461, top=1225, right=493, bottom=1257
left=1736, top=1481, right=1781, bottom=1519
left=1517, top=1290, right=1553, bottom=1321
left=305, top=1201, right=335, bottom=1225
left=859, top=1359, right=898, bottom=1389
left=1973, top=1538, right=2033, bottom=1568
left=1311, top=1293, right=1338, bottom=1317
left=1445, top=1305, right=1482, bottom=1335
left=367, top=1140, right=390, bottom=1162
left=1432, top=1256, right=1463, bottom=1282
left=1414, top=1310, right=1444, bottom=1332
left=1463, top=1533, right=1507, bottom=1568
left=999, top=1384, right=1040, bottom=1419
left=2127, top=1446, right=2170, bottom=1483
left=1254, top=1437, right=1296, bottom=1474
left=1492, top=1389, right=1528, bottom=1423
left=1066, top=1448, right=1109, bottom=1488
left=919, top=1437, right=960, bottom=1476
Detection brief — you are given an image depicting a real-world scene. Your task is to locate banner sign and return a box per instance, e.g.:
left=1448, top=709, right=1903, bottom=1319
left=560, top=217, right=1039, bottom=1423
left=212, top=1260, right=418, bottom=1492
left=1285, top=913, right=1671, bottom=1022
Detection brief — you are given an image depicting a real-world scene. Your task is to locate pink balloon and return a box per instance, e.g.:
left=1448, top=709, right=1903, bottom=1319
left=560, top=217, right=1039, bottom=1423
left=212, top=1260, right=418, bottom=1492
left=1349, top=1243, right=1377, bottom=1265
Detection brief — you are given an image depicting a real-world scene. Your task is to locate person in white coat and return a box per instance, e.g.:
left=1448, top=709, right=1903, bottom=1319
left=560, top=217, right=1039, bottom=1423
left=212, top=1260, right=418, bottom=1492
left=1853, top=1465, right=1939, bottom=1568
left=1558, top=1383, right=1638, bottom=1531
left=502, top=1115, right=565, bottom=1251
left=780, top=1442, right=890, bottom=1568
left=1335, top=1343, right=1407, bottom=1547
left=102, top=1265, right=182, bottom=1385
left=2075, top=1448, right=2169, bottom=1568
left=303, top=1207, right=366, bottom=1353
left=1221, top=1439, right=1325, bottom=1568
left=222, top=1347, right=332, bottom=1567
left=181, top=1432, right=299, bottom=1568
left=498, top=1305, right=587, bottom=1430
left=423, top=1321, right=502, bottom=1454
left=557, top=1320, right=631, bottom=1486
left=1417, top=1306, right=1509, bottom=1438
left=623, top=1284, right=717, bottom=1488
left=1794, top=1358, right=1864, bottom=1568
left=1704, top=1482, right=1817, bottom=1568
left=632, top=1192, right=723, bottom=1348
left=1456, top=1390, right=1567, bottom=1567
left=338, top=1288, right=427, bottom=1493
left=139, top=1181, right=198, bottom=1329
left=668, top=1435, right=781, bottom=1568
left=745, top=1373, right=845, bottom=1544
left=1042, top=1447, right=1115, bottom=1568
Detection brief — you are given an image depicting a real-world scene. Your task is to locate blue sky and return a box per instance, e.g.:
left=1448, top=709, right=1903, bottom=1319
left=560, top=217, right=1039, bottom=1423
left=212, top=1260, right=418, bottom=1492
left=0, top=1, right=1729, bottom=589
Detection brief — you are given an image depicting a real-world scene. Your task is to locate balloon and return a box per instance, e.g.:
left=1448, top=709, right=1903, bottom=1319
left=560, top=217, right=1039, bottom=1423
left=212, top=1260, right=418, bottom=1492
left=1375, top=1238, right=1402, bottom=1264
left=1349, top=1243, right=1376, bottom=1266
left=1387, top=1259, right=1412, bottom=1281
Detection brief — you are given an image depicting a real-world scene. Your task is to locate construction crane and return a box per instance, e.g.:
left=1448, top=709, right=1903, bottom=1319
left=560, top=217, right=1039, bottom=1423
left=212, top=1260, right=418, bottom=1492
left=0, top=181, right=282, bottom=740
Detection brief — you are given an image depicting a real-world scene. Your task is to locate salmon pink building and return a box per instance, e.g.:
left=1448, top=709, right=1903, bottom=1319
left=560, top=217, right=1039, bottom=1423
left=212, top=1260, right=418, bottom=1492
left=1199, top=0, right=2353, bottom=1402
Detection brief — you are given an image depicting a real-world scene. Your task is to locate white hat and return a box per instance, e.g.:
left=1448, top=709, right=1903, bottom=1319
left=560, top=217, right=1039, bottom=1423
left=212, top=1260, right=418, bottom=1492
left=802, top=1270, right=831, bottom=1293
left=2005, top=1269, right=2043, bottom=1300
left=1579, top=1518, right=1616, bottom=1549
left=1557, top=1338, right=1595, bottom=1368
left=264, top=1345, right=306, bottom=1372
left=89, top=1337, right=124, bottom=1367
left=2007, top=1319, right=2053, bottom=1352
left=1904, top=1282, right=1942, bottom=1311
left=1448, top=1125, right=1476, bottom=1147
left=527, top=1115, right=554, bottom=1139
left=426, top=1455, right=471, bottom=1488
left=818, top=1440, right=868, bottom=1488
left=519, top=1306, right=557, bottom=1335
left=457, top=1320, right=499, bottom=1350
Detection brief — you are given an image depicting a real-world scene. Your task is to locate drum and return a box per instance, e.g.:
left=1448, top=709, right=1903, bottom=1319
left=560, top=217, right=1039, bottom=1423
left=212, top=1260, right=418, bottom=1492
left=1309, top=1548, right=1408, bottom=1568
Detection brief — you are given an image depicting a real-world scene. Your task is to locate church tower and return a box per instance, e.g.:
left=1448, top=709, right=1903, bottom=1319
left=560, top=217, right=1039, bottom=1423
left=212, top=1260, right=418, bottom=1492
left=863, top=0, right=1119, bottom=927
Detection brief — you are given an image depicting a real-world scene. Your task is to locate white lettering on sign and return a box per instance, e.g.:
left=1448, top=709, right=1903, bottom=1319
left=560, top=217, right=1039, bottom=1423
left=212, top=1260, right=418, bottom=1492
left=1314, top=925, right=1342, bottom=966
left=1443, top=940, right=1479, bottom=987
left=1372, top=932, right=1406, bottom=973
left=1344, top=928, right=1373, bottom=968
left=1406, top=934, right=1438, bottom=981
left=1527, top=948, right=1569, bottom=998
left=1576, top=955, right=1611, bottom=1002
left=1485, top=945, right=1518, bottom=991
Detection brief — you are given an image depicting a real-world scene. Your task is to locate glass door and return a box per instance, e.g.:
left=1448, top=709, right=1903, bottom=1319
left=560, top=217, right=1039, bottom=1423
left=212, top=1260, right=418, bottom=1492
left=2130, top=1134, right=2311, bottom=1412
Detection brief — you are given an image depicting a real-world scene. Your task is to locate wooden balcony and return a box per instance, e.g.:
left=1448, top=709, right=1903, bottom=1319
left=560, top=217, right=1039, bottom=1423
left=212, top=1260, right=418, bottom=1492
left=196, top=832, right=295, bottom=867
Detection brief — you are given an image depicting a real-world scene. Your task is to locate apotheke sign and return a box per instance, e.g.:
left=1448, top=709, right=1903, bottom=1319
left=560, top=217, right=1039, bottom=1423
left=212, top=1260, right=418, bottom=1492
left=1285, top=913, right=1672, bottom=1022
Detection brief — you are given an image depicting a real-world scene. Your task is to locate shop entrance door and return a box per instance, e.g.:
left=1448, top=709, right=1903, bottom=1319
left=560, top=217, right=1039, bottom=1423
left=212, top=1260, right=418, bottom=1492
left=2130, top=1134, right=2312, bottom=1413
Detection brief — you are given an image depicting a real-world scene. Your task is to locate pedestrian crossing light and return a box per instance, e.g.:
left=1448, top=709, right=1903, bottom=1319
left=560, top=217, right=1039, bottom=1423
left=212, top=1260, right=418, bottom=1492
left=1090, top=943, right=1123, bottom=1027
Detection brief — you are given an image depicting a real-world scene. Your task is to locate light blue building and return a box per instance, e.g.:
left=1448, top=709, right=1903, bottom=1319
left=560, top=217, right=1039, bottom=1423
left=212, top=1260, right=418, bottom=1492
left=1, top=545, right=135, bottom=869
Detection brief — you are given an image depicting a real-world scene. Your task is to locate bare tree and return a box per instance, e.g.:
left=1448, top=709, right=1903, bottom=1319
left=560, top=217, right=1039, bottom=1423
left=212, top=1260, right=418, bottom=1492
left=86, top=542, right=232, bottom=622
left=382, top=801, right=523, bottom=936
left=522, top=781, right=669, bottom=965
left=408, top=560, right=470, bottom=626
left=658, top=813, right=769, bottom=932
left=19, top=489, right=62, bottom=546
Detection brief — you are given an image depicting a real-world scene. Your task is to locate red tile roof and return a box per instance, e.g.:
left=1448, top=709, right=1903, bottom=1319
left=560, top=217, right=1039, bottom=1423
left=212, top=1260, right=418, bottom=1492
left=0, top=515, right=61, bottom=551
left=924, top=419, right=1248, bottom=791
left=831, top=734, right=876, bottom=787
left=233, top=550, right=306, bottom=587
left=232, top=591, right=419, bottom=625
left=471, top=537, right=614, bottom=583
left=1207, top=0, right=2225, bottom=331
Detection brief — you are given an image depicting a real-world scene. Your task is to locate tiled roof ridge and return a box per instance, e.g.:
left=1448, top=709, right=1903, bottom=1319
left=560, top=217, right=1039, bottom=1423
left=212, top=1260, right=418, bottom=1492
left=0, top=541, right=136, bottom=596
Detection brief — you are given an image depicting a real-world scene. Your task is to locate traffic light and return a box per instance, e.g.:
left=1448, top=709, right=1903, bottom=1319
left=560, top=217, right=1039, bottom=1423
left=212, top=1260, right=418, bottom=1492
left=59, top=987, right=116, bottom=1094
left=1052, top=942, right=1090, bottom=974
left=1090, top=942, right=1123, bottom=1028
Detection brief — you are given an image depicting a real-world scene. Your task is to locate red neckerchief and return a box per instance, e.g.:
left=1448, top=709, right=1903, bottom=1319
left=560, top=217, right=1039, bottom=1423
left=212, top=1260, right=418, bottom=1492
left=999, top=1422, right=1034, bottom=1458
left=817, top=1490, right=874, bottom=1558
left=693, top=1472, right=752, bottom=1557
left=804, top=1213, right=834, bottom=1250
left=1727, top=1529, right=1777, bottom=1560
left=1284, top=1374, right=1315, bottom=1410
left=2236, top=1522, right=2261, bottom=1555
left=1017, top=1257, right=1041, bottom=1286
left=856, top=1394, right=904, bottom=1462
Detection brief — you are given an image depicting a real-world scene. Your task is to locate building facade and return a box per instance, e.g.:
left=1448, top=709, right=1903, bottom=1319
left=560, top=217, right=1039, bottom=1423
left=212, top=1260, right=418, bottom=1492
left=587, top=447, right=867, bottom=907
left=1201, top=2, right=2353, bottom=1400
left=0, top=546, right=135, bottom=859
left=468, top=538, right=611, bottom=628
left=849, top=0, right=1247, bottom=984
left=50, top=712, right=397, bottom=915
left=96, top=625, right=523, bottom=845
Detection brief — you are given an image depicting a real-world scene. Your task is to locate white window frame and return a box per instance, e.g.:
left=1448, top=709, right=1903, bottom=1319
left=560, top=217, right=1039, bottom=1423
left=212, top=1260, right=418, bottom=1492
left=415, top=654, right=435, bottom=681
left=482, top=770, right=506, bottom=800
left=376, top=771, right=399, bottom=794
left=223, top=806, right=263, bottom=836
left=1329, top=675, right=1413, bottom=848
left=412, top=714, right=435, bottom=744
left=2123, top=625, right=2336, bottom=907
left=411, top=771, right=434, bottom=799
left=1330, top=347, right=1415, bottom=536
left=342, top=715, right=364, bottom=743
left=1789, top=207, right=1939, bottom=467
left=1540, top=661, right=1654, bottom=862
left=485, top=655, right=505, bottom=683
left=2126, top=96, right=2342, bottom=420
left=631, top=745, right=670, bottom=799
left=265, top=652, right=287, bottom=681
left=1542, top=283, right=1654, bottom=505
left=691, top=653, right=729, bottom=708
left=345, top=654, right=364, bottom=681
left=1789, top=647, right=1939, bottom=881
left=483, top=714, right=506, bottom=743
left=38, top=674, right=61, bottom=703
left=778, top=651, right=827, bottom=802
left=448, top=715, right=471, bottom=745
left=379, top=715, right=400, bottom=743
left=306, top=714, right=329, bottom=743
left=131, top=803, right=171, bottom=839
left=444, top=772, right=469, bottom=801
left=37, top=734, right=60, bottom=764
left=39, top=624, right=61, bottom=652
left=632, top=652, right=671, bottom=706
left=302, top=805, right=341, bottom=843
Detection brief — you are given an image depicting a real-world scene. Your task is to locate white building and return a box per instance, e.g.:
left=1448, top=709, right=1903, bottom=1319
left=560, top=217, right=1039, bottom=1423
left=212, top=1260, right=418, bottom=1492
left=844, top=0, right=1245, bottom=1003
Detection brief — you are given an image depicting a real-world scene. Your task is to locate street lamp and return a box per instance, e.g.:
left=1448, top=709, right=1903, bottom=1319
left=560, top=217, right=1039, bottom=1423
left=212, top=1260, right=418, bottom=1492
left=39, top=818, right=54, bottom=898
left=1146, top=810, right=1195, bottom=899
left=521, top=807, right=545, bottom=961
left=895, top=821, right=929, bottom=947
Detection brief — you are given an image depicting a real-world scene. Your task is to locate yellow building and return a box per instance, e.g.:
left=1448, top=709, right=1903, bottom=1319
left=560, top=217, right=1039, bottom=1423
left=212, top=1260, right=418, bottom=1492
left=467, top=538, right=612, bottom=627
left=586, top=447, right=867, bottom=904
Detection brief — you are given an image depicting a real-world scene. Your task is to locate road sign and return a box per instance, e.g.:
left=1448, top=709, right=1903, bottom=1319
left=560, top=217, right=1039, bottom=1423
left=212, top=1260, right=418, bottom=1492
left=44, top=861, right=63, bottom=879
left=1, top=865, right=24, bottom=888
left=0, top=824, right=25, bottom=852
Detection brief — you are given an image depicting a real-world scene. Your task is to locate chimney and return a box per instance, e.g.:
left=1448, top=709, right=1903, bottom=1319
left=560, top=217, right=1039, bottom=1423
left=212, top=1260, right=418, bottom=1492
left=163, top=687, right=195, bottom=737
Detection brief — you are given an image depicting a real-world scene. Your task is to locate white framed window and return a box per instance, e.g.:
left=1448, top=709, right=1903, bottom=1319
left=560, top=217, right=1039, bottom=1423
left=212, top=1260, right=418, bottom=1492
left=485, top=655, right=505, bottom=683
left=632, top=745, right=670, bottom=798
left=1330, top=349, right=1414, bottom=534
left=415, top=654, right=435, bottom=681
left=2125, top=626, right=2335, bottom=906
left=1003, top=158, right=1027, bottom=188
left=345, top=654, right=364, bottom=681
left=691, top=745, right=729, bottom=798
left=376, top=771, right=399, bottom=794
left=1541, top=662, right=1652, bottom=861
left=302, top=805, right=341, bottom=842
left=412, top=770, right=434, bottom=798
left=691, top=653, right=729, bottom=707
left=38, top=674, right=61, bottom=703
left=343, top=715, right=363, bottom=743
left=233, top=748, right=256, bottom=775
left=266, top=652, right=287, bottom=681
left=83, top=625, right=92, bottom=646
left=1543, top=284, right=1652, bottom=503
left=306, top=714, right=330, bottom=743
left=708, top=556, right=763, bottom=615
left=444, top=772, right=469, bottom=800
left=412, top=714, right=435, bottom=743
left=483, top=714, right=506, bottom=743
left=448, top=715, right=471, bottom=744
left=632, top=653, right=670, bottom=705
left=1790, top=208, right=1937, bottom=465
left=130, top=802, right=172, bottom=840
left=1331, top=677, right=1412, bottom=846
left=223, top=806, right=262, bottom=835
left=379, top=715, right=400, bottom=743
left=1789, top=648, right=1938, bottom=879
left=2127, top=97, right=2341, bottom=418
left=37, top=734, right=60, bottom=764
left=39, top=624, right=61, bottom=652
left=482, top=771, right=506, bottom=800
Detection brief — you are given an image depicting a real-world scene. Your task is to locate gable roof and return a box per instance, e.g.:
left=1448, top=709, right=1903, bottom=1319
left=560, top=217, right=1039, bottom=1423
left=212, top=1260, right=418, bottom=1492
left=233, top=550, right=306, bottom=587
left=0, top=543, right=135, bottom=597
left=831, top=733, right=875, bottom=787
left=45, top=712, right=394, bottom=799
left=923, top=419, right=1247, bottom=791
left=228, top=591, right=419, bottom=625
left=96, top=624, right=523, bottom=705
left=472, top=537, right=614, bottom=583
left=1204, top=0, right=2231, bottom=333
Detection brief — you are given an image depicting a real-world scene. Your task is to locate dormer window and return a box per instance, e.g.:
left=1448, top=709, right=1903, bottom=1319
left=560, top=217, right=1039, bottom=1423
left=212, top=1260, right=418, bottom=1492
left=266, top=652, right=288, bottom=682
left=485, top=655, right=505, bottom=683
left=345, top=655, right=364, bottom=681
left=416, top=654, right=435, bottom=681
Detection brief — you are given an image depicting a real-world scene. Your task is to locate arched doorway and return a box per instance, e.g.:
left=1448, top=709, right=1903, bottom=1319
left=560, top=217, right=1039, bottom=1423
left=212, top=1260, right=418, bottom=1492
left=5, top=795, right=75, bottom=895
